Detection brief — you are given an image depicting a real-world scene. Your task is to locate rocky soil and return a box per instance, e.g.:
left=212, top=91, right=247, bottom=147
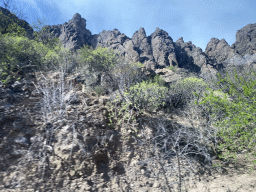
left=0, top=70, right=255, bottom=192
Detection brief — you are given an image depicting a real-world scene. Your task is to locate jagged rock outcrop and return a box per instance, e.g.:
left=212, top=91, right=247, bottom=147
left=0, top=6, right=34, bottom=39
left=174, top=37, right=206, bottom=73
left=15, top=11, right=256, bottom=83
left=231, top=23, right=256, bottom=56
left=59, top=13, right=92, bottom=51
left=132, top=28, right=155, bottom=68
left=91, top=27, right=179, bottom=70
left=205, top=38, right=235, bottom=69
left=150, top=28, right=178, bottom=68
left=39, top=13, right=93, bottom=52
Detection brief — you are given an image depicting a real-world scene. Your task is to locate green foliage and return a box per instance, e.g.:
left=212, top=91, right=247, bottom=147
left=94, top=85, right=106, bottom=98
left=124, top=80, right=168, bottom=112
left=105, top=79, right=168, bottom=128
left=77, top=45, right=119, bottom=74
left=148, top=74, right=166, bottom=87
left=195, top=68, right=256, bottom=162
left=32, top=25, right=61, bottom=50
left=168, top=76, right=210, bottom=108
left=106, top=95, right=139, bottom=127
left=177, top=76, right=209, bottom=89
left=77, top=46, right=148, bottom=100
left=166, top=64, right=178, bottom=72
left=0, top=10, right=27, bottom=38
left=110, top=61, right=147, bottom=92
left=0, top=34, right=66, bottom=84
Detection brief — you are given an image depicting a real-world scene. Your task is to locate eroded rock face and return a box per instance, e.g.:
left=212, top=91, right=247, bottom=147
left=174, top=37, right=206, bottom=73
left=231, top=23, right=256, bottom=56
left=59, top=13, right=92, bottom=51
left=33, top=13, right=256, bottom=85
left=132, top=27, right=154, bottom=65
left=150, top=28, right=178, bottom=68
left=205, top=38, right=235, bottom=69
left=39, top=13, right=93, bottom=52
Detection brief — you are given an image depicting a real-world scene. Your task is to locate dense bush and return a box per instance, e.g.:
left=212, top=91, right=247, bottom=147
left=167, top=76, right=210, bottom=109
left=0, top=10, right=28, bottom=38
left=124, top=80, right=169, bottom=112
left=195, top=68, right=256, bottom=162
left=0, top=34, right=69, bottom=84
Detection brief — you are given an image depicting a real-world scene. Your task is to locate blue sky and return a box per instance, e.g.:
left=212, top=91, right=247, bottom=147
left=3, top=0, right=256, bottom=51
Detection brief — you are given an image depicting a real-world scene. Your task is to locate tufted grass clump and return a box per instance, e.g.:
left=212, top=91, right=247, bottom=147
left=166, top=64, right=178, bottom=72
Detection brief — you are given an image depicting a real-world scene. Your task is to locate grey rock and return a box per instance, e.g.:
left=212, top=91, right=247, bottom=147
left=12, top=81, right=24, bottom=91
left=33, top=13, right=256, bottom=85
left=64, top=90, right=80, bottom=104
left=205, top=38, right=235, bottom=68
left=232, top=23, right=256, bottom=56
left=174, top=37, right=206, bottom=73
left=39, top=13, right=93, bottom=52
left=150, top=28, right=178, bottom=68
left=132, top=28, right=154, bottom=63
left=59, top=13, right=92, bottom=51
left=15, top=136, right=29, bottom=147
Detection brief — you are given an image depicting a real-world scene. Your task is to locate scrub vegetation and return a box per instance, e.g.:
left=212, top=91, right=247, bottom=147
left=1, top=5, right=256, bottom=191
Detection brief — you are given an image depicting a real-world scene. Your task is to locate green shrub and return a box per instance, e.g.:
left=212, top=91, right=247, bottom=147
left=0, top=11, right=27, bottom=38
left=124, top=80, right=168, bottom=112
left=148, top=74, right=166, bottom=87
left=195, top=68, right=256, bottom=162
left=168, top=76, right=210, bottom=108
left=166, top=65, right=178, bottom=72
left=94, top=85, right=106, bottom=97
left=0, top=34, right=68, bottom=84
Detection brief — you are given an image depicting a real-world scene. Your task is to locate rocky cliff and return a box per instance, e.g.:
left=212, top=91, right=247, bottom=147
left=34, top=12, right=256, bottom=83
left=2, top=5, right=256, bottom=82
left=1, top=7, right=256, bottom=192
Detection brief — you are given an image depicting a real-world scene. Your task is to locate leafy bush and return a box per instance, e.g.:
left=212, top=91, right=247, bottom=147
left=124, top=80, right=169, bottom=112
left=0, top=10, right=27, bottom=38
left=77, top=46, right=149, bottom=101
left=195, top=68, right=256, bottom=162
left=0, top=34, right=70, bottom=84
left=168, top=76, right=210, bottom=109
left=147, top=74, right=166, bottom=87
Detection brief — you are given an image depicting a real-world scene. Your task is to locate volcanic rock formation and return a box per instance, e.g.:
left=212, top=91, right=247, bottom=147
left=2, top=6, right=256, bottom=82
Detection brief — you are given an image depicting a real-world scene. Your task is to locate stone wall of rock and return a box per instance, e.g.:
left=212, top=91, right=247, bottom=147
left=205, top=38, right=235, bottom=69
left=231, top=23, right=256, bottom=56
left=2, top=6, right=256, bottom=84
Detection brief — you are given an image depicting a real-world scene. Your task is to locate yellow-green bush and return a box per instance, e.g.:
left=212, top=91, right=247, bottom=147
left=166, top=64, right=178, bottom=72
left=124, top=80, right=168, bottom=112
left=195, top=69, right=256, bottom=162
left=0, top=34, right=67, bottom=84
